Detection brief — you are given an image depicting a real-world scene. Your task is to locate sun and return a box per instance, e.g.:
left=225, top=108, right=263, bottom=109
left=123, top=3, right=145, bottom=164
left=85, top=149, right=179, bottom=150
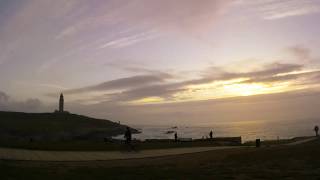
left=129, top=96, right=165, bottom=104
left=223, top=83, right=269, bottom=96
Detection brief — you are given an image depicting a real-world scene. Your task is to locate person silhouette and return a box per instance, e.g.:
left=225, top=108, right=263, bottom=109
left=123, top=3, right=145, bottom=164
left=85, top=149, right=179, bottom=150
left=209, top=130, right=213, bottom=139
left=124, top=127, right=132, bottom=144
left=315, top=125, right=319, bottom=137
left=174, top=132, right=178, bottom=142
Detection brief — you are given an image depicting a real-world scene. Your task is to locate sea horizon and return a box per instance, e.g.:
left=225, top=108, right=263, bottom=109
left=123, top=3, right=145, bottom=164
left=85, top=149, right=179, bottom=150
left=114, top=118, right=319, bottom=142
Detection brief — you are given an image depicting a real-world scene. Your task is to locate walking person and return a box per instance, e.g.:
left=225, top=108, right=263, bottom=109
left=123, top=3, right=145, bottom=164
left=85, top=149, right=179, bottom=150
left=315, top=125, right=319, bottom=137
left=209, top=130, right=213, bottom=139
left=124, top=127, right=132, bottom=144
left=174, top=132, right=178, bottom=142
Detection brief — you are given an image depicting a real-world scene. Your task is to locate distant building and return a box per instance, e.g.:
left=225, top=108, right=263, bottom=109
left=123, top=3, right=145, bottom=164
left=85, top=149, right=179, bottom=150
left=59, top=93, right=64, bottom=112
left=54, top=93, right=69, bottom=114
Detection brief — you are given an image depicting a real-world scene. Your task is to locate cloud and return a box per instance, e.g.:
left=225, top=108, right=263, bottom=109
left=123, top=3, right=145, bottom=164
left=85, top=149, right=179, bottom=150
left=14, top=98, right=43, bottom=111
left=56, top=0, right=231, bottom=37
left=243, top=70, right=320, bottom=84
left=117, top=0, right=231, bottom=31
left=287, top=45, right=312, bottom=63
left=0, top=91, right=9, bottom=104
left=68, top=88, right=320, bottom=126
left=198, top=63, right=303, bottom=82
left=240, top=0, right=320, bottom=20
left=171, top=63, right=304, bottom=89
left=60, top=62, right=316, bottom=104
left=98, top=31, right=158, bottom=49
left=0, top=0, right=231, bottom=72
left=63, top=73, right=173, bottom=95
left=102, top=83, right=185, bottom=103
left=105, top=60, right=164, bottom=74
left=50, top=0, right=232, bottom=42
left=0, top=91, right=45, bottom=112
left=52, top=0, right=231, bottom=52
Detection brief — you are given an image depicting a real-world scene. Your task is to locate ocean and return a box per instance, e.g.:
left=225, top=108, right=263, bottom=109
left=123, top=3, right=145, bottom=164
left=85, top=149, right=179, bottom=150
left=114, top=118, right=320, bottom=142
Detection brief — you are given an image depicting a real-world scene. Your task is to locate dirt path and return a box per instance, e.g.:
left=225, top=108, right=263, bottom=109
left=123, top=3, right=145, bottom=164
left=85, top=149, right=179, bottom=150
left=0, top=146, right=242, bottom=161
left=0, top=137, right=316, bottom=162
left=285, top=137, right=318, bottom=146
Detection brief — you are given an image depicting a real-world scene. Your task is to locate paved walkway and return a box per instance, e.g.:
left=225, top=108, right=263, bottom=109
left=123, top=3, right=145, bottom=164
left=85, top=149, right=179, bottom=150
left=0, top=137, right=316, bottom=162
left=0, top=146, right=241, bottom=161
left=285, top=137, right=318, bottom=146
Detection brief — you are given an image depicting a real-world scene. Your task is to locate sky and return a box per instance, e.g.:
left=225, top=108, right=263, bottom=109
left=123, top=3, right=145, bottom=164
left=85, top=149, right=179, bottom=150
left=1, top=0, right=320, bottom=125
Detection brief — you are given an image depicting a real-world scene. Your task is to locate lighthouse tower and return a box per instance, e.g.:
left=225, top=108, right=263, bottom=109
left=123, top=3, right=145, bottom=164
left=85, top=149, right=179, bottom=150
left=59, top=93, right=64, bottom=112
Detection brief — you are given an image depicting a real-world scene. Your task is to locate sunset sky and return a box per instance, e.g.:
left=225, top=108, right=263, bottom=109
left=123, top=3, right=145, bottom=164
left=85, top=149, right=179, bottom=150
left=1, top=0, right=320, bottom=125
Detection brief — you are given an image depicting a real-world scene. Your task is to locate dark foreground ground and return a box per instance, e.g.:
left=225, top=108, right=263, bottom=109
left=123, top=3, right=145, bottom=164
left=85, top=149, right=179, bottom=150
left=1, top=138, right=319, bottom=180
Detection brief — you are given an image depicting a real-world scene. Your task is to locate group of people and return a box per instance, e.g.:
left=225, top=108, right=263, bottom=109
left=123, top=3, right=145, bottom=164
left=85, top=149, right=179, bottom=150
left=124, top=127, right=215, bottom=145
left=174, top=130, right=214, bottom=142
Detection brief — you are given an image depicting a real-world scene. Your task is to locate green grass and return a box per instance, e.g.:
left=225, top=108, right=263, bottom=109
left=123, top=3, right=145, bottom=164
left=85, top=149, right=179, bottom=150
left=0, top=138, right=319, bottom=179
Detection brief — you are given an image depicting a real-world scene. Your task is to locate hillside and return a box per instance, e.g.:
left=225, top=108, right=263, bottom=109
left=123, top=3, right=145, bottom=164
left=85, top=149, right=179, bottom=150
left=0, top=111, right=138, bottom=141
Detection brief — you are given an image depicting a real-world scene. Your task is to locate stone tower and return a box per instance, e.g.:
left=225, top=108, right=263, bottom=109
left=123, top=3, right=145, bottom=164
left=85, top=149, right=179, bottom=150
left=59, top=93, right=64, bottom=112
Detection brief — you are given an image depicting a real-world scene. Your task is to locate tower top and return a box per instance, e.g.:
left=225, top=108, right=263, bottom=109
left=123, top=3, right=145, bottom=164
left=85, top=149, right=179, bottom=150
left=59, top=93, right=64, bottom=112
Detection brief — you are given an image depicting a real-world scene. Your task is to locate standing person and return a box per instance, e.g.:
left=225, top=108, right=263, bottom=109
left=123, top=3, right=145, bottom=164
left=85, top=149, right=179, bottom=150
left=174, top=132, right=178, bottom=142
left=209, top=130, right=213, bottom=139
left=124, top=127, right=132, bottom=144
left=315, top=125, right=319, bottom=137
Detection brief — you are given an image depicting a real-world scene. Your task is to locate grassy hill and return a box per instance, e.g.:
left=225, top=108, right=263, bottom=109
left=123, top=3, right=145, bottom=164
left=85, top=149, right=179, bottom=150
left=0, top=111, right=138, bottom=141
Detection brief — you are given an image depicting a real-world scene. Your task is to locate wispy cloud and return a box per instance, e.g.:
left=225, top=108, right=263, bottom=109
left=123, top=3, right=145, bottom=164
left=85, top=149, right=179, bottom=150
left=240, top=0, right=320, bottom=20
left=99, top=31, right=158, bottom=49
left=62, top=73, right=173, bottom=95
left=0, top=0, right=230, bottom=72
left=54, top=0, right=232, bottom=38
